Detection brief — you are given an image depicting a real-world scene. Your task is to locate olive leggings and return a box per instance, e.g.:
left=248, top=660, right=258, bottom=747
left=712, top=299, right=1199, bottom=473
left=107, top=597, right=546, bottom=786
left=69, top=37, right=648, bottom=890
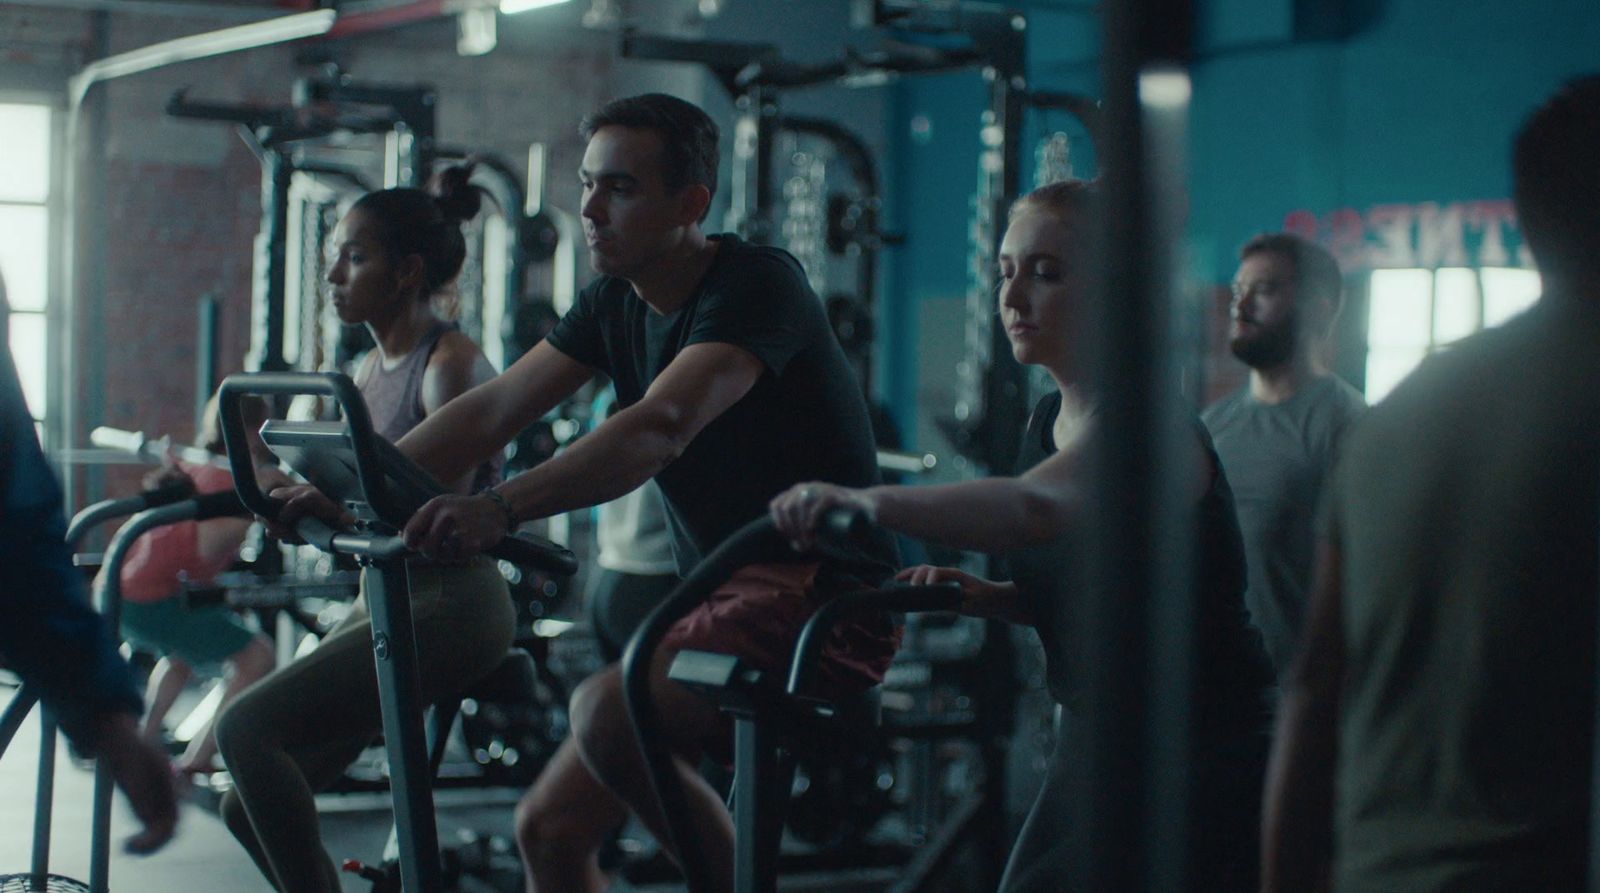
left=215, top=557, right=514, bottom=893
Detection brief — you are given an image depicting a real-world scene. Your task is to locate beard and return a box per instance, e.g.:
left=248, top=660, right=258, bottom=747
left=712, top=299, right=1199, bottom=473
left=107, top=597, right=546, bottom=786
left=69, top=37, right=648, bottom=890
left=1229, top=317, right=1298, bottom=370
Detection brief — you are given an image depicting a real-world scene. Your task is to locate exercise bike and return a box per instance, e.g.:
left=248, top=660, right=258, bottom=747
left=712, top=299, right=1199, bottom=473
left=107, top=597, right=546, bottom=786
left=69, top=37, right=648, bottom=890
left=216, top=371, right=576, bottom=893
left=622, top=510, right=964, bottom=893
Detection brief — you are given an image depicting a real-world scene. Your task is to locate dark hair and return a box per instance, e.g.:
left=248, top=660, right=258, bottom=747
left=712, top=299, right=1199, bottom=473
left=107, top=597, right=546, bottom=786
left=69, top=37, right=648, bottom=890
left=1009, top=178, right=1098, bottom=226
left=348, top=161, right=483, bottom=299
left=1513, top=74, right=1600, bottom=284
left=581, top=93, right=720, bottom=210
left=1239, top=232, right=1344, bottom=321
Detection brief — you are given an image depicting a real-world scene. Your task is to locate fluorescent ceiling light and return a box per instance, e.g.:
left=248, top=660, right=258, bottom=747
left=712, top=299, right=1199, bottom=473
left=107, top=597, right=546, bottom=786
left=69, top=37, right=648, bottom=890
left=1138, top=65, right=1192, bottom=109
left=500, top=0, right=573, bottom=13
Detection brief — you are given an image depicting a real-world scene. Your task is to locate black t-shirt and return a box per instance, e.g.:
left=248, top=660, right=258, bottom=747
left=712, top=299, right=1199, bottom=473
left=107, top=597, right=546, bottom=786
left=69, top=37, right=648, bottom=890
left=546, top=234, right=893, bottom=577
left=1007, top=391, right=1274, bottom=736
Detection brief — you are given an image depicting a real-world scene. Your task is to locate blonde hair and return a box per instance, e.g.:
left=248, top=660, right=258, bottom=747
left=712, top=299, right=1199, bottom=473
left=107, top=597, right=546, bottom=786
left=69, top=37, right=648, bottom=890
left=1009, top=178, right=1097, bottom=223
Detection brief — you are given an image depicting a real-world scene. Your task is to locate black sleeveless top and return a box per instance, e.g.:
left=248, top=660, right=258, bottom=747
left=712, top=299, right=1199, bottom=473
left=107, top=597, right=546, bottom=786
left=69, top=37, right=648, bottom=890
left=1006, top=391, right=1274, bottom=735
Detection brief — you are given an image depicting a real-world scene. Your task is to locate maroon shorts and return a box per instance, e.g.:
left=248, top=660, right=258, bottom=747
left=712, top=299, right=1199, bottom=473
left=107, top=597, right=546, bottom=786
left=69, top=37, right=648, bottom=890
left=659, top=561, right=901, bottom=761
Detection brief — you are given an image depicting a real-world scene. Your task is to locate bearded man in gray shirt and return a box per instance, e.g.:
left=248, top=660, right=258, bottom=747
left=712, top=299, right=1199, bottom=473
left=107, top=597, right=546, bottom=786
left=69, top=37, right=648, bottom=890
left=1202, top=233, right=1366, bottom=677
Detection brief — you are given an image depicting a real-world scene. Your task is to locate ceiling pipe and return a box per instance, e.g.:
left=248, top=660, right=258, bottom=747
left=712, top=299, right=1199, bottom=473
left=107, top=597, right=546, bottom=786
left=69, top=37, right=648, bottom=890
left=67, top=9, right=337, bottom=106
left=323, top=0, right=575, bottom=41
left=1, top=0, right=290, bottom=21
left=57, top=7, right=336, bottom=493
left=326, top=0, right=450, bottom=39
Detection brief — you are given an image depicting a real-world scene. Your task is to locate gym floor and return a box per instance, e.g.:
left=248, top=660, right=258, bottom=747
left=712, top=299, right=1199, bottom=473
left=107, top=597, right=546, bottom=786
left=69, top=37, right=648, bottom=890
left=2, top=703, right=915, bottom=892
left=0, top=706, right=525, bottom=893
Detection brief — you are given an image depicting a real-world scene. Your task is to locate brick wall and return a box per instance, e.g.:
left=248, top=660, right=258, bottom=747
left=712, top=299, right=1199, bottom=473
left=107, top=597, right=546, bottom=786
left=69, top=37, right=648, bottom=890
left=0, top=8, right=625, bottom=502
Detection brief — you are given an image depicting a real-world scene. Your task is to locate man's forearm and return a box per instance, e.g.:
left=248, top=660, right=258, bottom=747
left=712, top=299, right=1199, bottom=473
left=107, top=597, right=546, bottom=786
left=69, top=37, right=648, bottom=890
left=872, top=476, right=1077, bottom=553
left=496, top=402, right=683, bottom=523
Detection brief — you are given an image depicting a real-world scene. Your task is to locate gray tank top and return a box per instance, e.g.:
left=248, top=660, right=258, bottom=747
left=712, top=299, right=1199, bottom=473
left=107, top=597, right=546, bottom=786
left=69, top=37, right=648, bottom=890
left=356, top=321, right=502, bottom=492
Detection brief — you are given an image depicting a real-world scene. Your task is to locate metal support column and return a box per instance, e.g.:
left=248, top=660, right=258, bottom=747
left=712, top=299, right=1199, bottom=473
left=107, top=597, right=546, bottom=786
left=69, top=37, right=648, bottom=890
left=1074, top=0, right=1197, bottom=889
left=365, top=557, right=444, bottom=893
left=249, top=149, right=292, bottom=374
left=732, top=718, right=782, bottom=893
left=730, top=85, right=779, bottom=244
left=29, top=705, right=58, bottom=887
left=196, top=293, right=219, bottom=430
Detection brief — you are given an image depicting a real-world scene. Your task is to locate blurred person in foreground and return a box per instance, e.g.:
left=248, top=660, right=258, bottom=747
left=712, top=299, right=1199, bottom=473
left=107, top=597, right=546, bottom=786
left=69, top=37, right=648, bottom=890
left=1262, top=74, right=1600, bottom=893
left=0, top=271, right=177, bottom=854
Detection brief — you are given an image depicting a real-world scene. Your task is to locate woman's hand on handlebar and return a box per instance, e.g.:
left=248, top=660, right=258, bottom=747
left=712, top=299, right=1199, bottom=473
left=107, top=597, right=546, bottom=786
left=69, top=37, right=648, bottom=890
left=769, top=480, right=878, bottom=553
left=403, top=493, right=509, bottom=562
left=263, top=483, right=354, bottom=541
left=255, top=463, right=295, bottom=493
left=895, top=565, right=1028, bottom=625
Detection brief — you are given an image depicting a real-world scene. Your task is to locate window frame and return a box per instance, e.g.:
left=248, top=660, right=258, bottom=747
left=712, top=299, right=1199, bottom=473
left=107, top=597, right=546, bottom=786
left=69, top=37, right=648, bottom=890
left=1359, top=264, right=1541, bottom=402
left=0, top=91, right=64, bottom=450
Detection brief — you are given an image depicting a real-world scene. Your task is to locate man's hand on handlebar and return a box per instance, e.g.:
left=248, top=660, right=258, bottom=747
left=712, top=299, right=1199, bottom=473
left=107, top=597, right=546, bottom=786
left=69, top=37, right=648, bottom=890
left=769, top=480, right=879, bottom=553
left=403, top=493, right=510, bottom=563
left=263, top=483, right=355, bottom=542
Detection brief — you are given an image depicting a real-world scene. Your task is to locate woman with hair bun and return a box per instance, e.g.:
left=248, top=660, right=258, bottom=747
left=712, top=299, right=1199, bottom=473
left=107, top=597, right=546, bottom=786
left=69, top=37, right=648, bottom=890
left=215, top=164, right=517, bottom=893
left=337, top=163, right=505, bottom=492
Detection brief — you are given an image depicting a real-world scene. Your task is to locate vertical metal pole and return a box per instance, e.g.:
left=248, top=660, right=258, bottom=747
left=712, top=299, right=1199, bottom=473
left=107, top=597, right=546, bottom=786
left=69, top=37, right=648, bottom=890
left=196, top=293, right=219, bottom=431
left=727, top=98, right=753, bottom=239
left=1075, top=0, right=1196, bottom=890
left=984, top=69, right=1030, bottom=476
left=751, top=85, right=778, bottom=246
left=63, top=11, right=114, bottom=512
left=384, top=129, right=404, bottom=189
left=729, top=87, right=778, bottom=245
left=30, top=706, right=57, bottom=886
left=365, top=558, right=443, bottom=893
left=90, top=539, right=130, bottom=893
left=1591, top=470, right=1600, bottom=892
left=979, top=50, right=1029, bottom=891
left=1140, top=60, right=1198, bottom=893
left=732, top=717, right=779, bottom=893
left=249, top=149, right=292, bottom=374
left=88, top=752, right=115, bottom=892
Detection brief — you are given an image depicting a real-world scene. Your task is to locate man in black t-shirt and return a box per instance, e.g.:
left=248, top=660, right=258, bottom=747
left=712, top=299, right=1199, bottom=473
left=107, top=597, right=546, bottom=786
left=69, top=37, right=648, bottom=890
left=276, top=93, right=895, bottom=892
left=547, top=229, right=890, bottom=574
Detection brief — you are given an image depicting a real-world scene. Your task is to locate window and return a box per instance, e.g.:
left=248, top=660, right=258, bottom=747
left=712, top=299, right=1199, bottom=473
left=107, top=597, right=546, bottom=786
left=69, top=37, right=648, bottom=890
left=0, top=102, right=53, bottom=424
left=1363, top=265, right=1541, bottom=401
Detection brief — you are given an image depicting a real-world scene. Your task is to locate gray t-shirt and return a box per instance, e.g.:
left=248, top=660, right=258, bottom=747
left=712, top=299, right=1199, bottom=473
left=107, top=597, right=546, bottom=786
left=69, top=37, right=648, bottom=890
left=1202, top=374, right=1366, bottom=675
left=1332, top=299, right=1600, bottom=891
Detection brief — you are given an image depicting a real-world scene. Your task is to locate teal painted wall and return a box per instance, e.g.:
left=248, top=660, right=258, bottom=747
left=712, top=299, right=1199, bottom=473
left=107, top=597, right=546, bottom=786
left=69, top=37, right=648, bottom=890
left=1188, top=0, right=1600, bottom=282
left=880, top=0, right=1600, bottom=435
